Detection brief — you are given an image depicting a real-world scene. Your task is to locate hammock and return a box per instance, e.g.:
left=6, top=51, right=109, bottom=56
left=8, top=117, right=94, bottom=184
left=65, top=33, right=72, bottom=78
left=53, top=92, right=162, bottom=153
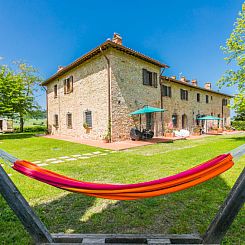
left=10, top=153, right=233, bottom=200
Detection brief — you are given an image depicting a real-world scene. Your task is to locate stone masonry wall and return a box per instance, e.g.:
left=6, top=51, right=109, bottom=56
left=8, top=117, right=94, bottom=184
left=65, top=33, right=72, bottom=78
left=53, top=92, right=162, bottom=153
left=46, top=47, right=231, bottom=142
left=47, top=53, right=109, bottom=139
left=110, top=50, right=162, bottom=141
left=161, top=78, right=231, bottom=131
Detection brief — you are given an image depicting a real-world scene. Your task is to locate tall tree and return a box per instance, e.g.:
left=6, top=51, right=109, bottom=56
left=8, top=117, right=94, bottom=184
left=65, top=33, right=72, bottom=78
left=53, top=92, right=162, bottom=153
left=218, top=3, right=245, bottom=112
left=0, top=62, right=42, bottom=132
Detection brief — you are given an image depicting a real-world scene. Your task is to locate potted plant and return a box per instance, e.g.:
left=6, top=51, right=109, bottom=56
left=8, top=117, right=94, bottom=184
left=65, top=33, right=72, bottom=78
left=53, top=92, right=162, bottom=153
left=102, top=130, right=111, bottom=143
left=83, top=122, right=91, bottom=133
left=192, top=126, right=202, bottom=136
left=164, top=123, right=174, bottom=138
left=217, top=127, right=223, bottom=133
left=225, top=126, right=233, bottom=132
left=209, top=126, right=218, bottom=134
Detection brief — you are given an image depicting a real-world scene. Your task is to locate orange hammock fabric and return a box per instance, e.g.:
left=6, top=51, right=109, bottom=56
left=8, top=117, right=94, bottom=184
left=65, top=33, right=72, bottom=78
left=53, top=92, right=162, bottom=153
left=13, top=154, right=234, bottom=200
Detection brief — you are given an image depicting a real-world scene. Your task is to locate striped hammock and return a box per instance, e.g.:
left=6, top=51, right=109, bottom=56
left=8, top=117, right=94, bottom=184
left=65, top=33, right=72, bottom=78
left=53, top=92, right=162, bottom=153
left=12, top=154, right=234, bottom=200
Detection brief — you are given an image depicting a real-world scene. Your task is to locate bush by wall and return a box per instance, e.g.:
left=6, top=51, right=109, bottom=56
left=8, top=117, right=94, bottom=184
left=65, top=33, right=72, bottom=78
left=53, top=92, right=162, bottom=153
left=14, top=125, right=46, bottom=133
left=231, top=120, right=245, bottom=130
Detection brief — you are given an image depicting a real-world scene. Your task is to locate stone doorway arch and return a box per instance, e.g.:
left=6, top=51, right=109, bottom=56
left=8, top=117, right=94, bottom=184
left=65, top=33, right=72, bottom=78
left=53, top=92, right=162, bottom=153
left=182, top=114, right=188, bottom=129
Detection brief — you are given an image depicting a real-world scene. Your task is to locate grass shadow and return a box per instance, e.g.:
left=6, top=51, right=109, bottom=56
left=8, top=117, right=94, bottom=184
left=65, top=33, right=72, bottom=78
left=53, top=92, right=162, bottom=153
left=225, top=136, right=245, bottom=142
left=0, top=133, right=36, bottom=140
left=30, top=175, right=242, bottom=243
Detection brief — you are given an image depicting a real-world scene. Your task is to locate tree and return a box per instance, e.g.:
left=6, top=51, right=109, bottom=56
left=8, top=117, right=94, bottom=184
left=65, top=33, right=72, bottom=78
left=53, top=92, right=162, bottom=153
left=233, top=107, right=245, bottom=121
left=0, top=62, right=42, bottom=132
left=218, top=3, right=245, bottom=112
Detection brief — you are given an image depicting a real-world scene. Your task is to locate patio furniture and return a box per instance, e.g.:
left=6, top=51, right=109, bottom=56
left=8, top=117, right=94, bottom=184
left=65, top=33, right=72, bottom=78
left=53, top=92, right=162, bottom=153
left=130, top=128, right=142, bottom=141
left=197, top=115, right=223, bottom=134
left=129, top=105, right=166, bottom=139
left=142, top=129, right=154, bottom=139
left=174, top=129, right=190, bottom=138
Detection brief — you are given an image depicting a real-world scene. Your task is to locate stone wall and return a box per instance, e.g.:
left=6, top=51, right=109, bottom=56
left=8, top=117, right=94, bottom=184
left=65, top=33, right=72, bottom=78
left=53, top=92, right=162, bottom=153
left=110, top=49, right=162, bottom=141
left=46, top=47, right=231, bottom=142
left=47, top=53, right=109, bottom=139
left=161, top=78, right=231, bottom=131
left=0, top=118, right=13, bottom=132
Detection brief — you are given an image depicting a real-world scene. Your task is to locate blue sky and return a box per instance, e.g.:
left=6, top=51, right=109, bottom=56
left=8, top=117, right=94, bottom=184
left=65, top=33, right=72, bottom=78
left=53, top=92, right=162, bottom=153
left=0, top=0, right=243, bottom=114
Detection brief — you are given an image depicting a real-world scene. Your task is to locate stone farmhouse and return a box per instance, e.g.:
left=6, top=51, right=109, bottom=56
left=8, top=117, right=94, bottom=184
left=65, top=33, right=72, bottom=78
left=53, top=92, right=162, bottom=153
left=42, top=34, right=232, bottom=142
left=0, top=118, right=13, bottom=133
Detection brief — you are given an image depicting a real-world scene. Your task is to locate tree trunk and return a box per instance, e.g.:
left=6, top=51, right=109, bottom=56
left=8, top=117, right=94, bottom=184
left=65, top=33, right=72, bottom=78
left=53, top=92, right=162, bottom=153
left=20, top=116, right=24, bottom=132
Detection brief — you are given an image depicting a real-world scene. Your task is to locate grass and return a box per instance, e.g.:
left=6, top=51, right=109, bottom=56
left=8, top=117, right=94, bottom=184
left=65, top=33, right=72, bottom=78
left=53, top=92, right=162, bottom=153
left=0, top=132, right=244, bottom=244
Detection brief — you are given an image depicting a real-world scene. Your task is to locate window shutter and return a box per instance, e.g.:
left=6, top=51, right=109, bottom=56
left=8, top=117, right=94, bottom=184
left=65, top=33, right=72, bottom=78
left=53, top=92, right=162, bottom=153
left=186, top=91, right=188, bottom=100
left=70, top=76, right=73, bottom=92
left=153, top=73, right=158, bottom=88
left=64, top=79, right=67, bottom=94
left=168, top=87, right=172, bottom=97
left=180, top=89, right=183, bottom=100
left=143, top=69, right=149, bottom=85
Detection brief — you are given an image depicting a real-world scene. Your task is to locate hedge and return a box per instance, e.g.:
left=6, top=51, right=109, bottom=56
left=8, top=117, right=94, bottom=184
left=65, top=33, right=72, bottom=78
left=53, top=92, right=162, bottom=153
left=14, top=125, right=46, bottom=133
left=231, top=120, right=245, bottom=130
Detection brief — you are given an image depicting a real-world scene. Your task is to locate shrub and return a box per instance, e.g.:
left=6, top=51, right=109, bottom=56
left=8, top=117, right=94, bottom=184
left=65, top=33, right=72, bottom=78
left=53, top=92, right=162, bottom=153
left=231, top=120, right=245, bottom=130
left=14, top=125, right=46, bottom=133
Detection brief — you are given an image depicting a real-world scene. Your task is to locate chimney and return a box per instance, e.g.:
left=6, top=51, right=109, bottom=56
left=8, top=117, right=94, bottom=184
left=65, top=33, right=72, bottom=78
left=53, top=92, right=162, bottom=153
left=205, top=82, right=212, bottom=90
left=171, top=75, right=176, bottom=79
left=191, top=79, right=198, bottom=86
left=112, top=33, right=122, bottom=45
left=57, top=66, right=64, bottom=72
left=180, top=76, right=187, bottom=82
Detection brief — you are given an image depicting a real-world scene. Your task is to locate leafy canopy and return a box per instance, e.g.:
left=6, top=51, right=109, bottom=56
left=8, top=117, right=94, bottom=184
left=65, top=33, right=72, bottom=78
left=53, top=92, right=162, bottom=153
left=0, top=62, right=43, bottom=126
left=218, top=3, right=245, bottom=111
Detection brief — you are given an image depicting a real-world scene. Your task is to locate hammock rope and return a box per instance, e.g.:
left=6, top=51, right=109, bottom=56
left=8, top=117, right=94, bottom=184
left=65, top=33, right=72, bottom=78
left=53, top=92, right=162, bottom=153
left=9, top=153, right=234, bottom=200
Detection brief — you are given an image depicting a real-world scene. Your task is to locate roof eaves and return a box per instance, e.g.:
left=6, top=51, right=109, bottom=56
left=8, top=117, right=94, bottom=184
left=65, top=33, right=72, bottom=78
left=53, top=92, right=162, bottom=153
left=161, top=76, right=233, bottom=98
left=42, top=40, right=168, bottom=86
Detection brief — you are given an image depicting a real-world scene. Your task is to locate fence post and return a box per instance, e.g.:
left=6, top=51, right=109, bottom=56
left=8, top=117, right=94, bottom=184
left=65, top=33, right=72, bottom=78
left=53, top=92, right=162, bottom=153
left=203, top=168, right=245, bottom=244
left=0, top=165, right=53, bottom=243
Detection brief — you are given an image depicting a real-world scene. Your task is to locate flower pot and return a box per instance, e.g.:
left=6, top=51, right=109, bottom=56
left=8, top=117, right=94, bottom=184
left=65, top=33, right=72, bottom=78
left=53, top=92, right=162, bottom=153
left=102, top=138, right=109, bottom=143
left=192, top=132, right=201, bottom=136
left=85, top=128, right=91, bottom=134
left=165, top=132, right=174, bottom=138
left=217, top=128, right=223, bottom=133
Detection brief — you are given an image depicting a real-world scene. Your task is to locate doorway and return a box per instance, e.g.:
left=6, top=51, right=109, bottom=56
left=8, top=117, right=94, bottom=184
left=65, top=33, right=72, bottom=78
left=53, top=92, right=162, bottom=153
left=182, top=114, right=188, bottom=129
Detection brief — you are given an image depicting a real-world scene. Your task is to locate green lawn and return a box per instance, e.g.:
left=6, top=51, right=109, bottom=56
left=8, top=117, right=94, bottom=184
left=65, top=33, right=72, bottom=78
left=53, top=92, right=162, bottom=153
left=0, top=133, right=244, bottom=244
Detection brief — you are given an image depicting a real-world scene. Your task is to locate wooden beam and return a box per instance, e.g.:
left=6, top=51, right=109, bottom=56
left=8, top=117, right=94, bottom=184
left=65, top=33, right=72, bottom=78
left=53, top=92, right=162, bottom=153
left=0, top=164, right=53, bottom=244
left=51, top=233, right=202, bottom=244
left=203, top=168, right=245, bottom=244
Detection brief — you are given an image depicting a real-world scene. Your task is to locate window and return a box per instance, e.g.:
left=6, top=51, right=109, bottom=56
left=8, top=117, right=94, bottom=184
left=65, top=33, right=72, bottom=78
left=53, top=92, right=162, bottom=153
left=142, top=69, right=157, bottom=87
left=64, top=76, right=73, bottom=94
left=84, top=110, right=92, bottom=128
left=162, top=85, right=172, bottom=97
left=67, top=113, right=72, bottom=128
left=211, top=96, right=213, bottom=101
left=54, top=85, right=58, bottom=98
left=54, top=114, right=59, bottom=128
left=206, top=95, right=209, bottom=103
left=172, top=114, right=178, bottom=127
left=222, top=98, right=228, bottom=106
left=180, top=89, right=188, bottom=100
left=197, top=93, right=200, bottom=102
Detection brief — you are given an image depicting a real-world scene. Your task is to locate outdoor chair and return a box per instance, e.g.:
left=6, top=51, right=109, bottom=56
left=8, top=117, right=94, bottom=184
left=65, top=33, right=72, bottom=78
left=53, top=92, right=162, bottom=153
left=142, top=129, right=154, bottom=139
left=130, top=128, right=142, bottom=141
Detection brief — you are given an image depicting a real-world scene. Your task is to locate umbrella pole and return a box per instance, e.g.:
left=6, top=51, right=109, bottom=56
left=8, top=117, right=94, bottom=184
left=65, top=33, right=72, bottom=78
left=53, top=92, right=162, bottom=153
left=140, top=114, right=142, bottom=131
